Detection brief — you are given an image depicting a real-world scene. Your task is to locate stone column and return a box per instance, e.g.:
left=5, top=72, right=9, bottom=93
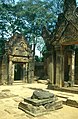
left=27, top=61, right=34, bottom=83
left=23, top=64, right=26, bottom=82
left=55, top=46, right=64, bottom=88
left=49, top=53, right=54, bottom=85
left=11, top=63, right=14, bottom=83
left=26, top=63, right=28, bottom=82
left=56, top=55, right=60, bottom=87
left=23, top=63, right=28, bottom=83
left=71, top=51, right=75, bottom=86
left=59, top=55, right=64, bottom=87
left=9, top=60, right=13, bottom=84
left=55, top=46, right=60, bottom=87
left=1, top=54, right=9, bottom=84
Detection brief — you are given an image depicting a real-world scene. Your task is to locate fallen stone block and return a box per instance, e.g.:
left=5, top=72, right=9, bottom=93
left=66, top=98, right=78, bottom=108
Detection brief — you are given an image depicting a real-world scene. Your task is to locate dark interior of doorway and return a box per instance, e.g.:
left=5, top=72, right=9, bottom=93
left=75, top=50, right=78, bottom=84
left=14, top=63, right=23, bottom=81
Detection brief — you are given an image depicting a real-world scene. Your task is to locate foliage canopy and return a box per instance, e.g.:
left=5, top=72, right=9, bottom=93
left=0, top=0, right=64, bottom=55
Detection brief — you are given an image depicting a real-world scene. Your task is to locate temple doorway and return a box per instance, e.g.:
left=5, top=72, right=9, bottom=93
left=14, top=63, right=23, bottom=81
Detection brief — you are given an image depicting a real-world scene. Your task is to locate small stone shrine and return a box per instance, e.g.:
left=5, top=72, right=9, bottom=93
left=0, top=32, right=34, bottom=85
left=18, top=90, right=63, bottom=116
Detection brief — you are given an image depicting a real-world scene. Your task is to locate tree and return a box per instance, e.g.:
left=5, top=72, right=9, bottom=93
left=0, top=0, right=64, bottom=55
left=16, top=0, right=63, bottom=56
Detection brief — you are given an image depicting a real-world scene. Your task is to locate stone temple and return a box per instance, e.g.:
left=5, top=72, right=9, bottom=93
left=0, top=32, right=34, bottom=85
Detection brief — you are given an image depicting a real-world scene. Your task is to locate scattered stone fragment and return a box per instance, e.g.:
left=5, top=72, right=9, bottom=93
left=1, top=89, right=10, bottom=92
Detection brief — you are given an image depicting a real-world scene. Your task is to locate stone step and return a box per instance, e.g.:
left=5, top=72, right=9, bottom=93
left=13, top=81, right=25, bottom=85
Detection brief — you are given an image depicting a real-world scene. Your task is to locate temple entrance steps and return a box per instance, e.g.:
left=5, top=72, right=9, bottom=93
left=13, top=80, right=25, bottom=85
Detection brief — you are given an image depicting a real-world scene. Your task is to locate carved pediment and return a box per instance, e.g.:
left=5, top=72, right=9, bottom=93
left=59, top=23, right=78, bottom=45
left=8, top=33, right=29, bottom=56
left=12, top=41, right=28, bottom=56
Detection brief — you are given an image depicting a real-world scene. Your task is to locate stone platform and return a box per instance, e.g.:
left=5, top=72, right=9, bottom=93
left=18, top=90, right=63, bottom=116
left=48, top=84, right=78, bottom=94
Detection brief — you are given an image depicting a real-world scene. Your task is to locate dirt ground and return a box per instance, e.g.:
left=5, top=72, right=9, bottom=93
left=0, top=82, right=78, bottom=119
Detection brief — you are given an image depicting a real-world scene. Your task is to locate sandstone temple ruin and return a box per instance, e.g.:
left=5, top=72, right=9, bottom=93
left=42, top=0, right=78, bottom=87
left=0, top=33, right=34, bottom=85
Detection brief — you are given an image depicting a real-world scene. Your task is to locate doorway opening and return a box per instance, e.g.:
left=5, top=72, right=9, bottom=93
left=75, top=50, right=78, bottom=84
left=14, top=63, right=23, bottom=81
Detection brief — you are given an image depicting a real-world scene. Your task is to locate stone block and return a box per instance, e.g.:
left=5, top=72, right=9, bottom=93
left=18, top=101, right=46, bottom=116
left=24, top=96, right=58, bottom=106
left=44, top=100, right=63, bottom=110
left=66, top=98, right=78, bottom=108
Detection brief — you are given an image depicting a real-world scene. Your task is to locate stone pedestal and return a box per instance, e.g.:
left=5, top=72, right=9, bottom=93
left=18, top=90, right=63, bottom=116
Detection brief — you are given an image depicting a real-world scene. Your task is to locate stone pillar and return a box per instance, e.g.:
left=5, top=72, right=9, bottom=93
left=55, top=46, right=60, bottom=87
left=55, top=46, right=64, bottom=88
left=56, top=55, right=60, bottom=87
left=71, top=51, right=75, bottom=86
left=11, top=63, right=14, bottom=83
left=1, top=54, right=8, bottom=84
left=23, top=63, right=28, bottom=83
left=9, top=60, right=13, bottom=84
left=26, top=63, right=28, bottom=82
left=27, top=61, right=34, bottom=83
left=22, top=64, right=26, bottom=82
left=59, top=55, right=64, bottom=87
left=49, top=53, right=54, bottom=85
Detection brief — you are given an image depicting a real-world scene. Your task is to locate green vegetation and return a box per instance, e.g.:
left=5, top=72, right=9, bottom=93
left=0, top=0, right=64, bottom=56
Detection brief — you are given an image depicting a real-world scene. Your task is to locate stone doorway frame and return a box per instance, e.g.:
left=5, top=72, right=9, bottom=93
left=8, top=55, right=28, bottom=84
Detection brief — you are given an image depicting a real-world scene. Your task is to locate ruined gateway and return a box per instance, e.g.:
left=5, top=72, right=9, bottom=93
left=0, top=33, right=34, bottom=85
left=18, top=90, right=63, bottom=116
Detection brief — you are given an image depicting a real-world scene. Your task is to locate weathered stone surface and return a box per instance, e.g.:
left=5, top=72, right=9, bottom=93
left=18, top=101, right=46, bottom=116
left=0, top=33, right=33, bottom=85
left=31, top=90, right=54, bottom=99
left=18, top=90, right=63, bottom=116
left=44, top=100, right=63, bottom=110
left=0, top=91, right=18, bottom=99
left=18, top=99, right=63, bottom=116
left=66, top=98, right=78, bottom=108
left=24, top=95, right=58, bottom=106
left=37, top=80, right=48, bottom=84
